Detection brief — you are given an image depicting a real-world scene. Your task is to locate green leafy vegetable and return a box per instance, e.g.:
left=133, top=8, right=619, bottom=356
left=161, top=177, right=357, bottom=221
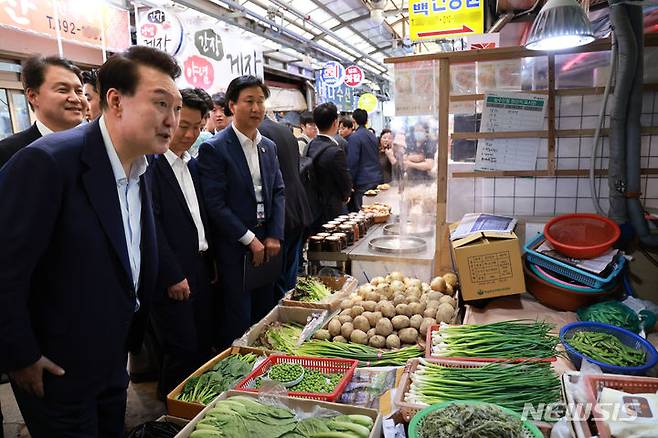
left=416, top=403, right=526, bottom=438
left=291, top=277, right=333, bottom=302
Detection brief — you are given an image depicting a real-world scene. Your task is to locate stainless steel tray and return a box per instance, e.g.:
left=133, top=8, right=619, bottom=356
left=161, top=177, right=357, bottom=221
left=383, top=223, right=434, bottom=237
left=368, top=235, right=428, bottom=254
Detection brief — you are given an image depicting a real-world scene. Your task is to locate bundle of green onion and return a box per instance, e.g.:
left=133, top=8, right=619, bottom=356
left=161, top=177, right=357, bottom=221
left=431, top=320, right=560, bottom=359
left=290, top=277, right=333, bottom=302
left=406, top=359, right=562, bottom=414
left=296, top=340, right=423, bottom=366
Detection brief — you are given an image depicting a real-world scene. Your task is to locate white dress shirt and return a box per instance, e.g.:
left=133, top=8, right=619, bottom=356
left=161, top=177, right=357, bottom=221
left=317, top=133, right=339, bottom=145
left=99, top=116, right=147, bottom=309
left=35, top=119, right=54, bottom=136
left=164, top=149, right=209, bottom=252
left=231, top=123, right=264, bottom=246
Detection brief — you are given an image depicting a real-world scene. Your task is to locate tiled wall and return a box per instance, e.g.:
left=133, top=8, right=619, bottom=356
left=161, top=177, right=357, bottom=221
left=447, top=91, right=658, bottom=222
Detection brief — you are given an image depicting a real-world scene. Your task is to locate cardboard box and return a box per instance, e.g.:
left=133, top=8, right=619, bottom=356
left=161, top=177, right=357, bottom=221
left=174, top=390, right=383, bottom=438
left=155, top=415, right=189, bottom=427
left=166, top=346, right=269, bottom=419
left=450, top=228, right=526, bottom=301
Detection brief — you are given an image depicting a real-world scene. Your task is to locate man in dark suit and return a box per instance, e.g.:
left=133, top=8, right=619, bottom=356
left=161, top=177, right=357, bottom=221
left=0, top=46, right=181, bottom=437
left=259, top=114, right=313, bottom=298
left=346, top=109, right=383, bottom=212
left=149, top=88, right=215, bottom=398
left=0, top=55, right=85, bottom=168
left=198, top=76, right=285, bottom=347
left=306, top=102, right=353, bottom=229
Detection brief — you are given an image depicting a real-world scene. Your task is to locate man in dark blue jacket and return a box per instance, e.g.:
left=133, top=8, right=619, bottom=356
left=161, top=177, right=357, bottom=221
left=198, top=76, right=285, bottom=346
left=149, top=88, right=215, bottom=398
left=0, top=46, right=180, bottom=437
left=346, top=109, right=383, bottom=211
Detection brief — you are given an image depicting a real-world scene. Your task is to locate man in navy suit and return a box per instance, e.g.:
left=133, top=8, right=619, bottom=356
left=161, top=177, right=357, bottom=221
left=149, top=88, right=215, bottom=397
left=346, top=109, right=383, bottom=211
left=198, top=76, right=285, bottom=346
left=0, top=46, right=181, bottom=436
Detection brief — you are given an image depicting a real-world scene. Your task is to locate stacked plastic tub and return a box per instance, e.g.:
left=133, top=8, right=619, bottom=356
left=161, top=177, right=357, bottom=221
left=523, top=214, right=625, bottom=311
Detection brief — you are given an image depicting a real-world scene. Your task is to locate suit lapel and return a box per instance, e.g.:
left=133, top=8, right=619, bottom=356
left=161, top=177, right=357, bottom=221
left=227, top=128, right=257, bottom=202
left=257, top=139, right=270, bottom=208
left=80, top=121, right=132, bottom=285
left=155, top=156, right=195, bottom=227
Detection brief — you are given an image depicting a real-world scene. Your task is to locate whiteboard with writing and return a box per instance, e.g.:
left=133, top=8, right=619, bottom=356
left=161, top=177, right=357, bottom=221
left=474, top=92, right=547, bottom=171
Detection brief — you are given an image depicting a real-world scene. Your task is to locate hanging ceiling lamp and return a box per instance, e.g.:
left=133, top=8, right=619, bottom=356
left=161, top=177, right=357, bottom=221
left=525, top=0, right=595, bottom=50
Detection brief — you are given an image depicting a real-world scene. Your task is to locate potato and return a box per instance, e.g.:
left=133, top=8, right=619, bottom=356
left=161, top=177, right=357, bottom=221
left=367, top=328, right=376, bottom=339
left=338, top=315, right=353, bottom=324
left=419, top=294, right=428, bottom=305
left=430, top=276, right=447, bottom=292
left=340, top=299, right=354, bottom=310
left=420, top=318, right=437, bottom=336
left=443, top=272, right=459, bottom=288
left=386, top=334, right=401, bottom=349
left=391, top=315, right=411, bottom=330
left=408, top=302, right=425, bottom=316
left=393, top=294, right=406, bottom=306
left=340, top=308, right=351, bottom=316
left=365, top=292, right=381, bottom=303
left=408, top=278, right=422, bottom=289
left=328, top=318, right=342, bottom=337
left=436, top=303, right=455, bottom=323
left=421, top=282, right=431, bottom=293
left=399, top=327, right=419, bottom=344
left=428, top=291, right=443, bottom=302
left=358, top=284, right=375, bottom=296
left=351, top=305, right=365, bottom=318
left=389, top=271, right=404, bottom=281
left=366, top=311, right=382, bottom=327
left=370, top=276, right=385, bottom=286
left=353, top=315, right=370, bottom=332
left=350, top=329, right=368, bottom=345
left=313, top=329, right=331, bottom=340
left=390, top=279, right=405, bottom=292
left=410, top=314, right=423, bottom=330
left=341, top=322, right=354, bottom=339
left=369, top=334, right=386, bottom=348
left=333, top=335, right=347, bottom=343
left=380, top=302, right=396, bottom=318
left=395, top=303, right=412, bottom=317
left=375, top=318, right=394, bottom=337
left=376, top=283, right=393, bottom=299
left=423, top=308, right=437, bottom=319
left=426, top=300, right=440, bottom=310
left=439, top=295, right=456, bottom=307
left=445, top=283, right=455, bottom=297
left=362, top=300, right=377, bottom=312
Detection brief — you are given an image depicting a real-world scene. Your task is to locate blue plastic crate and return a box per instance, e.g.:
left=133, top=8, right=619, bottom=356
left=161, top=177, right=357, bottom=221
left=560, top=321, right=658, bottom=375
left=524, top=233, right=625, bottom=289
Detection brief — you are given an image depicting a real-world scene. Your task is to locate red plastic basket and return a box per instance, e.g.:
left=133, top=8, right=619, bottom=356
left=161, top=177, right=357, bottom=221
left=544, top=213, right=620, bottom=259
left=234, top=355, right=358, bottom=402
left=425, top=324, right=557, bottom=363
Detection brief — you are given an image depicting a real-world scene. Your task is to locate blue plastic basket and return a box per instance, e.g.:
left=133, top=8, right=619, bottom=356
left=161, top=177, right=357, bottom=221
left=560, top=321, right=658, bottom=375
left=528, top=262, right=610, bottom=293
left=525, top=233, right=625, bottom=289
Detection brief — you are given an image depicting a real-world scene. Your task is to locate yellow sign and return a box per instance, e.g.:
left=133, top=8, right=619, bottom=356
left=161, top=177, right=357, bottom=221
left=358, top=93, right=378, bottom=113
left=409, top=0, right=484, bottom=41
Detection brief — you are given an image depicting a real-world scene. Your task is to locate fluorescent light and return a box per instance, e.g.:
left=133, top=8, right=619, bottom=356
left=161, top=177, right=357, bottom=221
left=525, top=0, right=595, bottom=51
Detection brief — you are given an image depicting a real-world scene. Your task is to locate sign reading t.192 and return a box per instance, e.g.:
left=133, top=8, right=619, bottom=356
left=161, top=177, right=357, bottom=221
left=409, top=0, right=483, bottom=41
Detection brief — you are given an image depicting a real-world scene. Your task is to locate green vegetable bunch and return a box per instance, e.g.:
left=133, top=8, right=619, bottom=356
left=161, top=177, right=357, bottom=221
left=190, top=395, right=374, bottom=438
left=296, top=340, right=423, bottom=366
left=256, top=322, right=304, bottom=354
left=577, top=301, right=642, bottom=333
left=176, top=353, right=257, bottom=405
left=416, top=403, right=526, bottom=438
left=567, top=331, right=646, bottom=367
left=291, top=277, right=333, bottom=302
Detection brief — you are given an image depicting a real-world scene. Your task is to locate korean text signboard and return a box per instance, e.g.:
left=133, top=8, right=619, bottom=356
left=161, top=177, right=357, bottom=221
left=409, top=0, right=483, bottom=41
left=321, top=61, right=345, bottom=88
left=315, top=70, right=356, bottom=112
left=344, top=65, right=364, bottom=88
left=137, top=8, right=183, bottom=56
left=0, top=0, right=130, bottom=51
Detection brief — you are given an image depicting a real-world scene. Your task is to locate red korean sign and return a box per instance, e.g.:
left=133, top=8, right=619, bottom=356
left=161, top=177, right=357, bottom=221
left=344, top=65, right=364, bottom=88
left=183, top=55, right=214, bottom=88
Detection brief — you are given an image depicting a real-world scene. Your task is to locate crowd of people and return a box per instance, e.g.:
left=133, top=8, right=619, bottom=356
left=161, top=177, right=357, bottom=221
left=0, top=45, right=437, bottom=437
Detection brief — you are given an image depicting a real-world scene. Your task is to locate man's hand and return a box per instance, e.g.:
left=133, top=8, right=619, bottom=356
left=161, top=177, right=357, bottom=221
left=264, top=238, right=281, bottom=262
left=9, top=356, right=65, bottom=398
left=167, top=278, right=191, bottom=301
left=249, top=237, right=265, bottom=266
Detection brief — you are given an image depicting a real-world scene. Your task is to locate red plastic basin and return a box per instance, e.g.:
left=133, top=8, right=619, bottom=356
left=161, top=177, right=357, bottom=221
left=544, top=213, right=620, bottom=259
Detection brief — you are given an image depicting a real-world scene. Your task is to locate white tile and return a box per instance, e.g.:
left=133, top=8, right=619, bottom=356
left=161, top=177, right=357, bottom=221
left=535, top=198, right=555, bottom=216
left=558, top=158, right=579, bottom=169
left=476, top=178, right=495, bottom=197
left=650, top=136, right=658, bottom=157
left=580, top=137, right=593, bottom=157
left=646, top=177, right=658, bottom=198
left=641, top=136, right=651, bottom=157
left=641, top=114, right=653, bottom=127
left=583, top=95, right=604, bottom=116
left=558, top=117, right=581, bottom=129
left=558, top=95, right=582, bottom=117
left=646, top=198, right=658, bottom=209
left=577, top=178, right=591, bottom=197
left=449, top=178, right=475, bottom=195
left=581, top=116, right=600, bottom=129
left=536, top=159, right=548, bottom=170
left=537, top=139, right=548, bottom=159
left=578, top=158, right=591, bottom=170
left=514, top=197, right=535, bottom=216
left=479, top=197, right=495, bottom=213
left=555, top=197, right=577, bottom=214
left=642, top=93, right=654, bottom=113
left=494, top=197, right=514, bottom=215
left=577, top=197, right=596, bottom=213
left=515, top=178, right=535, bottom=197
left=649, top=157, right=658, bottom=168
left=597, top=178, right=610, bottom=198
left=536, top=178, right=557, bottom=197
left=494, top=178, right=515, bottom=196
left=600, top=138, right=610, bottom=157
left=556, top=178, right=578, bottom=197
left=598, top=198, right=610, bottom=213
left=558, top=138, right=580, bottom=158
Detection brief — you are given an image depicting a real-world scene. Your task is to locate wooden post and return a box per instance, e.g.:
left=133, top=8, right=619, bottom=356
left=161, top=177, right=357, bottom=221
left=434, top=58, right=451, bottom=274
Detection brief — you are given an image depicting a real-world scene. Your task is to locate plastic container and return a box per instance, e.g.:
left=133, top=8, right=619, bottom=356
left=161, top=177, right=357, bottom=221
left=408, top=401, right=543, bottom=438
left=235, top=355, right=358, bottom=402
left=524, top=233, right=625, bottom=289
left=530, top=263, right=608, bottom=293
left=560, top=321, right=658, bottom=375
left=544, top=213, right=621, bottom=259
left=523, top=257, right=614, bottom=311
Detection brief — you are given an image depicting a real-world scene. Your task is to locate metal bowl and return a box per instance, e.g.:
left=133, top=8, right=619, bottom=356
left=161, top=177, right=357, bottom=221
left=383, top=222, right=434, bottom=237
left=368, top=235, right=427, bottom=254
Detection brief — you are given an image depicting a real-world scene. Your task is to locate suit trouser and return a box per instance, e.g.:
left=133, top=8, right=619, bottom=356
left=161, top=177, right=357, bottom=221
left=11, top=363, right=128, bottom=438
left=348, top=185, right=376, bottom=212
left=151, top=252, right=214, bottom=397
left=275, top=229, right=304, bottom=300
